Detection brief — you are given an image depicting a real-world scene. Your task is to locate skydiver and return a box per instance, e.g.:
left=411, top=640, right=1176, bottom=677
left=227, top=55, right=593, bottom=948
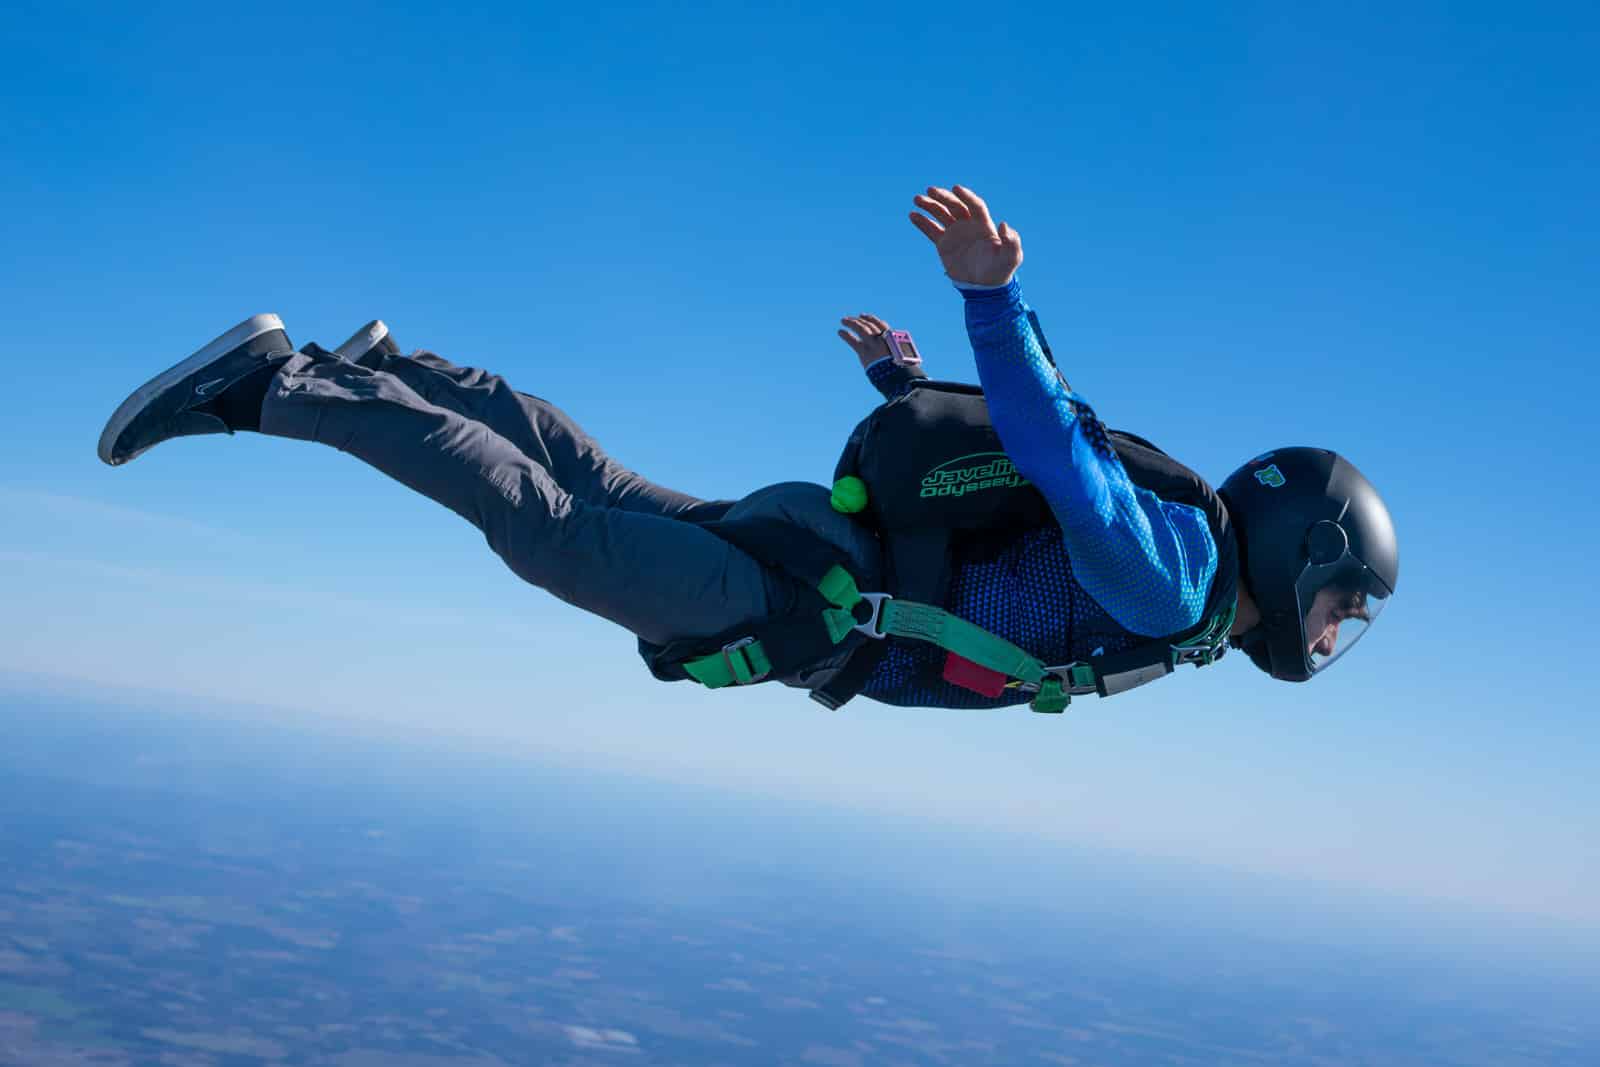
left=97, top=185, right=1397, bottom=713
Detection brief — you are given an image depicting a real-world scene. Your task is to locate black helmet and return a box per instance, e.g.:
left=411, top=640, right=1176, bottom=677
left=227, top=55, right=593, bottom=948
left=1218, top=448, right=1398, bottom=682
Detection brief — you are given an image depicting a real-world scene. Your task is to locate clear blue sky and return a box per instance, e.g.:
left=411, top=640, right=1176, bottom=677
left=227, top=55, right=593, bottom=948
left=3, top=2, right=1596, bottom=925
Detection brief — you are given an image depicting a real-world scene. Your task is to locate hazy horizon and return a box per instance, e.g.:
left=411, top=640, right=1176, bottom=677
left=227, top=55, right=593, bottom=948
left=7, top=670, right=1598, bottom=963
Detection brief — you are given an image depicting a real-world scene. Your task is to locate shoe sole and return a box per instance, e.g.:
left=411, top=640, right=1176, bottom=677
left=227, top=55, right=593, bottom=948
left=98, top=313, right=286, bottom=466
left=334, top=319, right=388, bottom=361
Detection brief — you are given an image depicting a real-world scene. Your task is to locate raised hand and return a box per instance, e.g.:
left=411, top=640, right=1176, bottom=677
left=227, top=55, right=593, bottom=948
left=908, top=185, right=1023, bottom=287
left=837, top=313, right=896, bottom=369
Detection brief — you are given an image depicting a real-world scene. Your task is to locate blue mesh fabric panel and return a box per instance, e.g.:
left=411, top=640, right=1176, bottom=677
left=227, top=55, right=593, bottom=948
left=859, top=526, right=1148, bottom=708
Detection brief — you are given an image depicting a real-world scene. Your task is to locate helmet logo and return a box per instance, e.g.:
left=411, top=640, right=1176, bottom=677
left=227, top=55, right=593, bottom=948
left=1254, top=464, right=1286, bottom=488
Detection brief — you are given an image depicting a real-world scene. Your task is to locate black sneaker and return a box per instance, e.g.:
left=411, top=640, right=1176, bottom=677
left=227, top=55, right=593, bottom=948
left=97, top=314, right=294, bottom=466
left=333, top=319, right=401, bottom=368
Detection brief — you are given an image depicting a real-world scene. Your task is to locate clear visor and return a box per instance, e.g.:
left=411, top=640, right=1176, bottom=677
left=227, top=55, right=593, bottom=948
left=1294, top=554, right=1392, bottom=675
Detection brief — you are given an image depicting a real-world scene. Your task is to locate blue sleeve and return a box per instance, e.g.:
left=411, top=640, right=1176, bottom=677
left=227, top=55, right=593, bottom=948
left=961, top=280, right=1218, bottom=637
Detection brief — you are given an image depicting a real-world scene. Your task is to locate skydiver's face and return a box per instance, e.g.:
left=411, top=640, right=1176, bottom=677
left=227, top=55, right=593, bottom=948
left=1304, top=585, right=1371, bottom=657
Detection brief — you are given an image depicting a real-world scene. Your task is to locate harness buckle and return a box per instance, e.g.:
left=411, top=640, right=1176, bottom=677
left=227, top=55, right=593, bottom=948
left=852, top=593, right=893, bottom=639
left=720, top=636, right=769, bottom=683
left=1172, top=607, right=1235, bottom=669
left=1018, top=663, right=1100, bottom=696
left=1173, top=638, right=1228, bottom=668
left=1047, top=663, right=1101, bottom=695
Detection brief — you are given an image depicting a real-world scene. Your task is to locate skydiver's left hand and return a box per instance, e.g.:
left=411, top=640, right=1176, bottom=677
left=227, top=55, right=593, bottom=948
left=837, top=312, right=901, bottom=370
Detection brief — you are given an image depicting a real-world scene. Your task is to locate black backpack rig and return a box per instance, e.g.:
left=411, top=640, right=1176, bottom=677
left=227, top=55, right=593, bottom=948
left=640, top=379, right=1238, bottom=714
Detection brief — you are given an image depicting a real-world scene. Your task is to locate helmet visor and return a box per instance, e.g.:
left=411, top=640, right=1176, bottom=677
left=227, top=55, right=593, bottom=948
left=1294, top=554, right=1392, bottom=675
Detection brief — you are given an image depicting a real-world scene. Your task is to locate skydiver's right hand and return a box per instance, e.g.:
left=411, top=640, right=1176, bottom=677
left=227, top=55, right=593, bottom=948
left=909, top=185, right=1023, bottom=288
left=837, top=313, right=898, bottom=370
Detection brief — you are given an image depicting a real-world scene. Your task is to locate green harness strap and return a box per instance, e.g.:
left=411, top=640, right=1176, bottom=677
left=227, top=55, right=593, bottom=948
left=869, top=598, right=1064, bottom=711
left=682, top=566, right=865, bottom=688
left=682, top=565, right=1234, bottom=714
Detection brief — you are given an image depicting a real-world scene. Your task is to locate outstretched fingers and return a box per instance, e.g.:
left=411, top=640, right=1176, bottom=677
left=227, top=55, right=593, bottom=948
left=841, top=314, right=889, bottom=338
left=913, top=187, right=965, bottom=221
left=913, top=196, right=951, bottom=226
left=924, top=186, right=971, bottom=219
left=910, top=184, right=995, bottom=243
left=951, top=185, right=993, bottom=228
left=839, top=315, right=878, bottom=342
left=909, top=210, right=945, bottom=243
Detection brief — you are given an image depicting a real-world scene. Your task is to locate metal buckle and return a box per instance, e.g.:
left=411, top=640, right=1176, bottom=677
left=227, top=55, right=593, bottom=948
left=1052, top=663, right=1101, bottom=696
left=1017, top=663, right=1099, bottom=696
left=720, top=636, right=768, bottom=683
left=1173, top=639, right=1227, bottom=668
left=852, top=593, right=893, bottom=639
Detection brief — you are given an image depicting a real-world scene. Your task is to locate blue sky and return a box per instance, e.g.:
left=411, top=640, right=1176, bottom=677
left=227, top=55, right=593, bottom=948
left=3, top=2, right=1596, bottom=925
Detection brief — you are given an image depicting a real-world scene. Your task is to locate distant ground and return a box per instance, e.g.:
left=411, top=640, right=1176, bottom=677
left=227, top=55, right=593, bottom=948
left=2, top=684, right=1596, bottom=1066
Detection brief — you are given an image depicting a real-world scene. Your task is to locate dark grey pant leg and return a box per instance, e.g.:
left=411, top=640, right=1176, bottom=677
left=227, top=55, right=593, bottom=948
left=342, top=350, right=887, bottom=603
left=355, top=346, right=733, bottom=523
left=258, top=350, right=786, bottom=647
left=363, top=348, right=889, bottom=690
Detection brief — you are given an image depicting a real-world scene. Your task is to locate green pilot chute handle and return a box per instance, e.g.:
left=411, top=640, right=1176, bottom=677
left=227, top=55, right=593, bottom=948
left=830, top=476, right=868, bottom=514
